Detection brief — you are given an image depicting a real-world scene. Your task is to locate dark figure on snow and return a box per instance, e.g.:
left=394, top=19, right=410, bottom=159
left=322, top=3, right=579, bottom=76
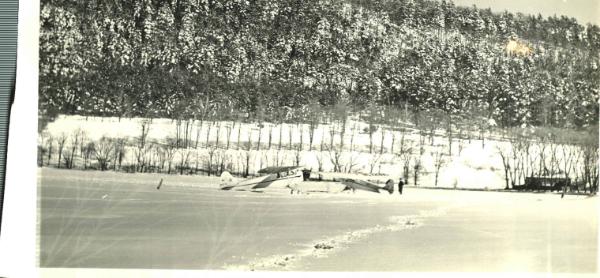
left=398, top=179, right=404, bottom=195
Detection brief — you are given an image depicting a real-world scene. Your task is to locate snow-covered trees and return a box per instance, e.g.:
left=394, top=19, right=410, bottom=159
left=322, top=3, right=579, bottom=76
left=40, top=0, right=598, bottom=129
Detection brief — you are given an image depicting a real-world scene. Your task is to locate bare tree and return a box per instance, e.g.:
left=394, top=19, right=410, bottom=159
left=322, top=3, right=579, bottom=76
left=81, top=142, right=95, bottom=170
left=385, top=106, right=402, bottom=154
left=216, top=150, right=230, bottom=175
left=445, top=113, right=454, bottom=156
left=379, top=128, right=386, bottom=154
left=215, top=122, right=222, bottom=149
left=315, top=152, right=324, bottom=172
left=344, top=153, right=359, bottom=173
left=134, top=120, right=152, bottom=172
left=175, top=119, right=182, bottom=148
left=78, top=130, right=88, bottom=165
left=163, top=139, right=178, bottom=174
left=401, top=153, right=411, bottom=185
left=205, top=121, right=213, bottom=148
left=516, top=137, right=533, bottom=184
left=193, top=96, right=212, bottom=149
left=267, top=123, right=274, bottom=149
left=273, top=150, right=286, bottom=167
left=326, top=144, right=344, bottom=173
left=64, top=129, right=82, bottom=169
left=254, top=127, right=262, bottom=151
left=194, top=119, right=203, bottom=149
left=94, top=137, right=114, bottom=171
left=297, top=123, right=304, bottom=151
left=368, top=154, right=382, bottom=175
left=549, top=140, right=561, bottom=180
left=432, top=148, right=446, bottom=187
left=508, top=137, right=525, bottom=187
left=413, top=156, right=422, bottom=187
left=38, top=132, right=49, bottom=166
left=332, top=103, right=348, bottom=151
left=45, top=134, right=54, bottom=166
left=349, top=123, right=358, bottom=152
left=206, top=147, right=218, bottom=176
left=113, top=138, right=127, bottom=171
left=307, top=102, right=320, bottom=151
left=237, top=119, right=244, bottom=150
left=56, top=133, right=68, bottom=168
left=560, top=144, right=576, bottom=180
left=242, top=151, right=252, bottom=177
left=363, top=106, right=380, bottom=154
left=328, top=119, right=336, bottom=152
left=178, top=148, right=192, bottom=175
left=496, top=141, right=512, bottom=189
left=396, top=141, right=413, bottom=185
left=227, top=121, right=235, bottom=150
left=293, top=146, right=302, bottom=166
left=320, top=124, right=326, bottom=152
left=418, top=109, right=440, bottom=147
left=185, top=119, right=194, bottom=148
left=579, top=127, right=599, bottom=193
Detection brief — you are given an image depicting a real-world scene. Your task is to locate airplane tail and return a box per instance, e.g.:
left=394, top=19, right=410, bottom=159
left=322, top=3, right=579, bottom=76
left=383, top=179, right=395, bottom=194
left=219, top=171, right=237, bottom=190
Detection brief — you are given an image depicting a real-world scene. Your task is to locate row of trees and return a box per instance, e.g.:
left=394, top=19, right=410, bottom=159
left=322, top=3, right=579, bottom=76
left=39, top=116, right=599, bottom=190
left=497, top=126, right=599, bottom=192
left=37, top=129, right=428, bottom=181
left=38, top=130, right=229, bottom=176
left=38, top=116, right=465, bottom=186
left=356, top=0, right=600, bottom=48
left=40, top=0, right=599, bottom=129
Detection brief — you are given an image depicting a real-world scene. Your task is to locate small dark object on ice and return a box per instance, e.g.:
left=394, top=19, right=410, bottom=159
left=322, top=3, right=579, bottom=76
left=314, top=243, right=334, bottom=250
left=157, top=178, right=163, bottom=190
left=405, top=220, right=416, bottom=225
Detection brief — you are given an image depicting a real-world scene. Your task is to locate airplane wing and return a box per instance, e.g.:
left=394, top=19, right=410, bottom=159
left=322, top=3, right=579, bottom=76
left=220, top=173, right=302, bottom=191
left=257, top=166, right=304, bottom=174
left=249, top=174, right=279, bottom=189
left=220, top=175, right=274, bottom=190
left=220, top=184, right=236, bottom=190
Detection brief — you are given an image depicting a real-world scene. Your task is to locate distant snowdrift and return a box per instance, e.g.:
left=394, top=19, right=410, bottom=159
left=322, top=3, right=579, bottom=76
left=437, top=144, right=506, bottom=189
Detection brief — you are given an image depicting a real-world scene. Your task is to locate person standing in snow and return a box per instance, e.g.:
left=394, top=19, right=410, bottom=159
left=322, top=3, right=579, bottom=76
left=398, top=178, right=404, bottom=195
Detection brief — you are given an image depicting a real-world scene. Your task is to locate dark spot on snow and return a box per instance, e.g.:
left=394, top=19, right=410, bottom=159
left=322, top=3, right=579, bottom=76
left=314, top=243, right=334, bottom=250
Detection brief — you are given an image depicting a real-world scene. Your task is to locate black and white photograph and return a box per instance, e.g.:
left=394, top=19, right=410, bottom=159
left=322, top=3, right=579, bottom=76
left=37, top=0, right=599, bottom=273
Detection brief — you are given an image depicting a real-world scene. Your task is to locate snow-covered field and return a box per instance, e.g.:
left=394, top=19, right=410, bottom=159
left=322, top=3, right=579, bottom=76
left=39, top=168, right=598, bottom=272
left=42, top=115, right=511, bottom=189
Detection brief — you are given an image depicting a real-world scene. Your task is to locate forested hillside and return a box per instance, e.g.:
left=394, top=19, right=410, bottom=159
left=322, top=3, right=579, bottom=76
left=40, top=0, right=599, bottom=128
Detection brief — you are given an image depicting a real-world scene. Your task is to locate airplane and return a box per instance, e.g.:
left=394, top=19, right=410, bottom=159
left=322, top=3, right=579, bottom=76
left=219, top=166, right=395, bottom=194
left=219, top=166, right=304, bottom=191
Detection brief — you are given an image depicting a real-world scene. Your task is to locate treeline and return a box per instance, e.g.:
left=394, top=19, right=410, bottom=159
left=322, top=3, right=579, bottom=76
left=38, top=117, right=599, bottom=191
left=496, top=126, right=598, bottom=192
left=40, top=0, right=599, bottom=128
left=37, top=118, right=421, bottom=179
left=354, top=0, right=600, bottom=49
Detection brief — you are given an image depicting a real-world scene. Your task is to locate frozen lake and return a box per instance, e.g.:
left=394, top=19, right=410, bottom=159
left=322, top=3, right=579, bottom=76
left=38, top=168, right=598, bottom=272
